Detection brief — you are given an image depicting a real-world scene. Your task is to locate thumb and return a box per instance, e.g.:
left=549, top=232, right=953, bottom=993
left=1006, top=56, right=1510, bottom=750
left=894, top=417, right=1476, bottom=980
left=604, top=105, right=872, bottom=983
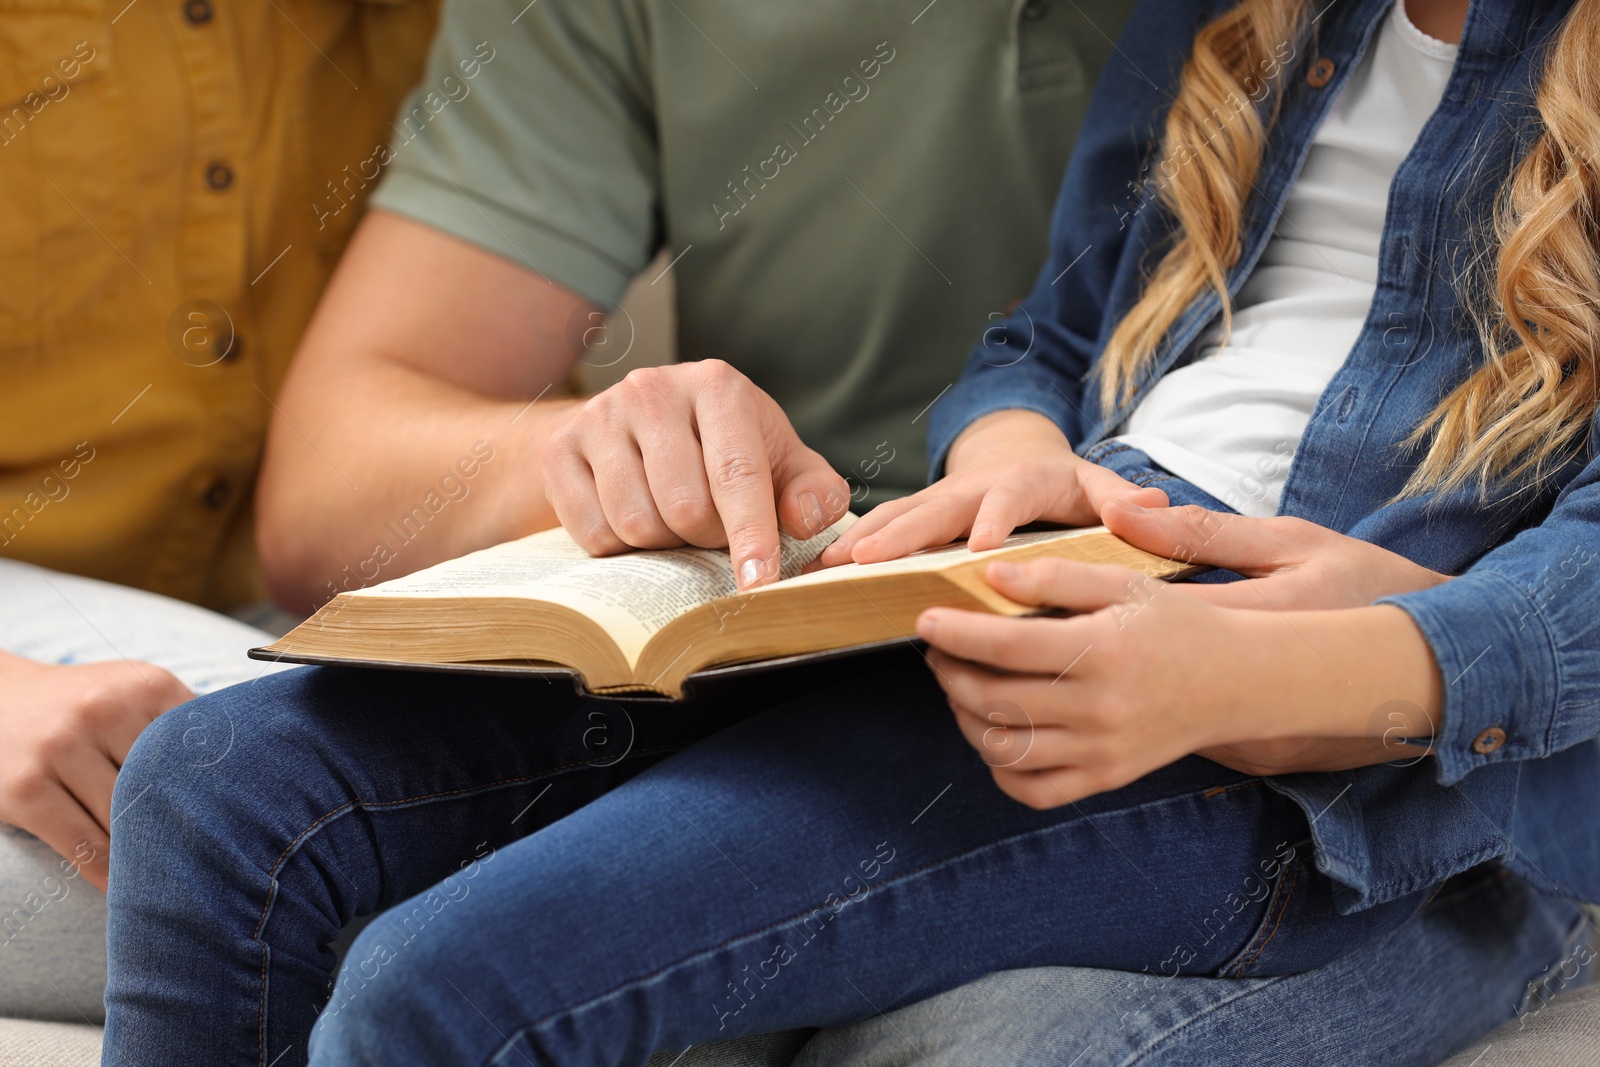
left=1072, top=462, right=1169, bottom=520
left=772, top=438, right=851, bottom=542
left=1102, top=501, right=1291, bottom=577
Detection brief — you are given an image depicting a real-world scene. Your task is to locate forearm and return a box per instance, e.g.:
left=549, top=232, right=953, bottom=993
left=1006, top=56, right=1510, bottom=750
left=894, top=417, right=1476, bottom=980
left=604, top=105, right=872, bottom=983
left=254, top=210, right=594, bottom=611
left=257, top=358, right=581, bottom=611
left=1232, top=604, right=1444, bottom=745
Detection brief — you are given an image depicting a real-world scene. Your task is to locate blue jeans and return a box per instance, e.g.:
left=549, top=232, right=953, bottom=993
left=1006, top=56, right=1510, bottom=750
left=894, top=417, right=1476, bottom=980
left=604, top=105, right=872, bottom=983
left=101, top=451, right=1588, bottom=1066
left=789, top=865, right=1594, bottom=1065
left=107, top=658, right=1420, bottom=1067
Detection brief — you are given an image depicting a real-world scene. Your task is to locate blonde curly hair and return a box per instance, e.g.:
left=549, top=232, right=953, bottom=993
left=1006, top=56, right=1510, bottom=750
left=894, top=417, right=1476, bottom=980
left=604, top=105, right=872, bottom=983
left=1099, top=0, right=1600, bottom=498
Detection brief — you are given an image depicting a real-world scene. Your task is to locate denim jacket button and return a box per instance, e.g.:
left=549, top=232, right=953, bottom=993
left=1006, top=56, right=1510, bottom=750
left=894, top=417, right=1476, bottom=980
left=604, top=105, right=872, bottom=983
left=1472, top=727, right=1508, bottom=755
left=1307, top=57, right=1336, bottom=88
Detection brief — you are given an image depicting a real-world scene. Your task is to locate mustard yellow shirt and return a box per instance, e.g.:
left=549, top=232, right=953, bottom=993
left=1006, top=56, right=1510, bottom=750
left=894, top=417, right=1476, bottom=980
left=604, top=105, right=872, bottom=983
left=0, top=0, right=437, bottom=608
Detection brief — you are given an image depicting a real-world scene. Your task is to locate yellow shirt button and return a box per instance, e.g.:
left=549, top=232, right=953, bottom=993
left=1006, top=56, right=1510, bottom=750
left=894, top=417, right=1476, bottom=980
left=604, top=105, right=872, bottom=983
left=1472, top=727, right=1508, bottom=755
left=184, top=0, right=213, bottom=25
left=205, top=161, right=235, bottom=191
left=203, top=479, right=233, bottom=511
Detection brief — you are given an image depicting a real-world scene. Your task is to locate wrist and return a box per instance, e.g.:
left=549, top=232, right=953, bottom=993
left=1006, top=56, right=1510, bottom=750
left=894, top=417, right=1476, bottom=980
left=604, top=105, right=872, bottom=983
left=947, top=410, right=1072, bottom=475
left=1243, top=605, right=1444, bottom=743
left=485, top=395, right=586, bottom=543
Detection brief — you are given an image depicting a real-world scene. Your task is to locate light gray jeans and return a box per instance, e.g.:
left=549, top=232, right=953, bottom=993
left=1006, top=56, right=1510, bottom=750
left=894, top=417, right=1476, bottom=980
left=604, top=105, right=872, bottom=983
left=0, top=559, right=292, bottom=1025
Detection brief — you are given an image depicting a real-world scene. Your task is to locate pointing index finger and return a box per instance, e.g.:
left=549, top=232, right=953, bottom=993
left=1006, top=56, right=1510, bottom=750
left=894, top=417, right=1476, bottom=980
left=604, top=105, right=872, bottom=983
left=696, top=392, right=781, bottom=589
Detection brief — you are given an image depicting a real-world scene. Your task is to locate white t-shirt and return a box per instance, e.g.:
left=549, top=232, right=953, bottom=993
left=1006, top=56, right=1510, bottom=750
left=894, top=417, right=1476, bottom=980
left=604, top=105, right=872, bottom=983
left=1111, top=0, right=1458, bottom=517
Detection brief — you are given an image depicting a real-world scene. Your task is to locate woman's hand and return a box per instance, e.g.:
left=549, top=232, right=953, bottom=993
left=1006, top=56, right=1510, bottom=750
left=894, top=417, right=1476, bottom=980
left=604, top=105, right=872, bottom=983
left=917, top=558, right=1443, bottom=807
left=1101, top=500, right=1450, bottom=609
left=819, top=410, right=1166, bottom=568
left=0, top=651, right=193, bottom=891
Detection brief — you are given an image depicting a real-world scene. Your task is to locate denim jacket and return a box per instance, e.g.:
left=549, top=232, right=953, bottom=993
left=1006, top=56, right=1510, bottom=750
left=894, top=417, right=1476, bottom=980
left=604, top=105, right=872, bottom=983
left=928, top=0, right=1600, bottom=914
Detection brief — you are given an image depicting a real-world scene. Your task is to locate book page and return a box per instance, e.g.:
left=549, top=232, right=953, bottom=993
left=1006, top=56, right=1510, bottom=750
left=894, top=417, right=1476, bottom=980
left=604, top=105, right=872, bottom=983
left=348, top=516, right=855, bottom=661
left=753, top=526, right=1104, bottom=595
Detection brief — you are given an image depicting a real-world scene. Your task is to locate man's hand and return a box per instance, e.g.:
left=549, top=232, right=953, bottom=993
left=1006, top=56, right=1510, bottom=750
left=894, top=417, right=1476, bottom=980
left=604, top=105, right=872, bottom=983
left=543, top=360, right=850, bottom=589
left=0, top=651, right=193, bottom=891
left=1102, top=500, right=1450, bottom=609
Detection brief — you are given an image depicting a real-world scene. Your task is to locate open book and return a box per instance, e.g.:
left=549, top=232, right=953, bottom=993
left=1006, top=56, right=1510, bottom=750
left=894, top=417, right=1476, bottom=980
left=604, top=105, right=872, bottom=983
left=253, top=517, right=1195, bottom=700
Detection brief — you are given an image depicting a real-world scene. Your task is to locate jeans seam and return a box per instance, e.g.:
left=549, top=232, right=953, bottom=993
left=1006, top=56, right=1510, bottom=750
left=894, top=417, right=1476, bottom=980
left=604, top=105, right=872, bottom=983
left=489, top=781, right=1256, bottom=1062
left=250, top=742, right=685, bottom=1067
left=1223, top=855, right=1301, bottom=978
left=1114, top=973, right=1291, bottom=1066
left=1201, top=781, right=1262, bottom=800
left=1085, top=441, right=1133, bottom=464
left=1126, top=875, right=1564, bottom=1064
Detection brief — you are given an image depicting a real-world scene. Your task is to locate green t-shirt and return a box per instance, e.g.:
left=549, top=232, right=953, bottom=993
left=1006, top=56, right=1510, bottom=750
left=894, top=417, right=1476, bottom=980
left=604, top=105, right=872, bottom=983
left=371, top=0, right=1135, bottom=500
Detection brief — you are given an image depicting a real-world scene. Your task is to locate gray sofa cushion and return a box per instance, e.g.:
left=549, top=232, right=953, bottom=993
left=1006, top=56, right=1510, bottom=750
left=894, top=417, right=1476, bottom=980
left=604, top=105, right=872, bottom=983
left=7, top=994, right=1598, bottom=1067
left=1438, top=984, right=1600, bottom=1067
left=0, top=1019, right=102, bottom=1067
left=13, top=976, right=1597, bottom=1066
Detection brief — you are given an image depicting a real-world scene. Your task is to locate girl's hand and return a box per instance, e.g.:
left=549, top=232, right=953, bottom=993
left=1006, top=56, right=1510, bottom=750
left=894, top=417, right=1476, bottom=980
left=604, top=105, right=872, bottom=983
left=819, top=411, right=1166, bottom=568
left=918, top=558, right=1264, bottom=808
left=1101, top=501, right=1450, bottom=609
left=917, top=557, right=1442, bottom=808
left=1194, top=735, right=1406, bottom=777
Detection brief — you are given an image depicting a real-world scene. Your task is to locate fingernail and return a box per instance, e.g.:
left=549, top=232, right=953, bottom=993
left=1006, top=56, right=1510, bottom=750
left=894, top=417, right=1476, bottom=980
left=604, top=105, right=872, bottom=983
left=989, top=561, right=1021, bottom=581
left=1112, top=499, right=1148, bottom=513
left=800, top=491, right=823, bottom=533
left=971, top=522, right=993, bottom=542
left=740, top=558, right=765, bottom=588
left=917, top=611, right=940, bottom=638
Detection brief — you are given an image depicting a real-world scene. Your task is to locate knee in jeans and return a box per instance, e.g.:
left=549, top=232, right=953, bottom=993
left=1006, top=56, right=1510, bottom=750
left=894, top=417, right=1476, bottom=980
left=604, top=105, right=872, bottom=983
left=112, top=669, right=320, bottom=856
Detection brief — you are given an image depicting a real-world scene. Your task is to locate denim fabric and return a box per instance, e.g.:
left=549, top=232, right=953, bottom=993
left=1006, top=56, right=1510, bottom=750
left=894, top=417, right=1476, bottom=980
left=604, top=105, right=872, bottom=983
left=927, top=0, right=1600, bottom=915
left=102, top=447, right=1594, bottom=1065
left=106, top=660, right=1443, bottom=1067
left=653, top=867, right=1598, bottom=1066
left=789, top=865, right=1596, bottom=1067
left=1081, top=440, right=1230, bottom=512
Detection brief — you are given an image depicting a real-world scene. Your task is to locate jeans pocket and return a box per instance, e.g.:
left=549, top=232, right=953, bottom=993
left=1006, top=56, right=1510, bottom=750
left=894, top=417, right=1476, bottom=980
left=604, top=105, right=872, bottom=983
left=1218, top=837, right=1438, bottom=979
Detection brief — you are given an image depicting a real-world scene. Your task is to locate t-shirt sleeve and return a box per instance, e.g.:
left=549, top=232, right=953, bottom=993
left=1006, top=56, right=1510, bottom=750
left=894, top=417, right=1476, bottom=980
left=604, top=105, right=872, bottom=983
left=368, top=0, right=660, bottom=308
